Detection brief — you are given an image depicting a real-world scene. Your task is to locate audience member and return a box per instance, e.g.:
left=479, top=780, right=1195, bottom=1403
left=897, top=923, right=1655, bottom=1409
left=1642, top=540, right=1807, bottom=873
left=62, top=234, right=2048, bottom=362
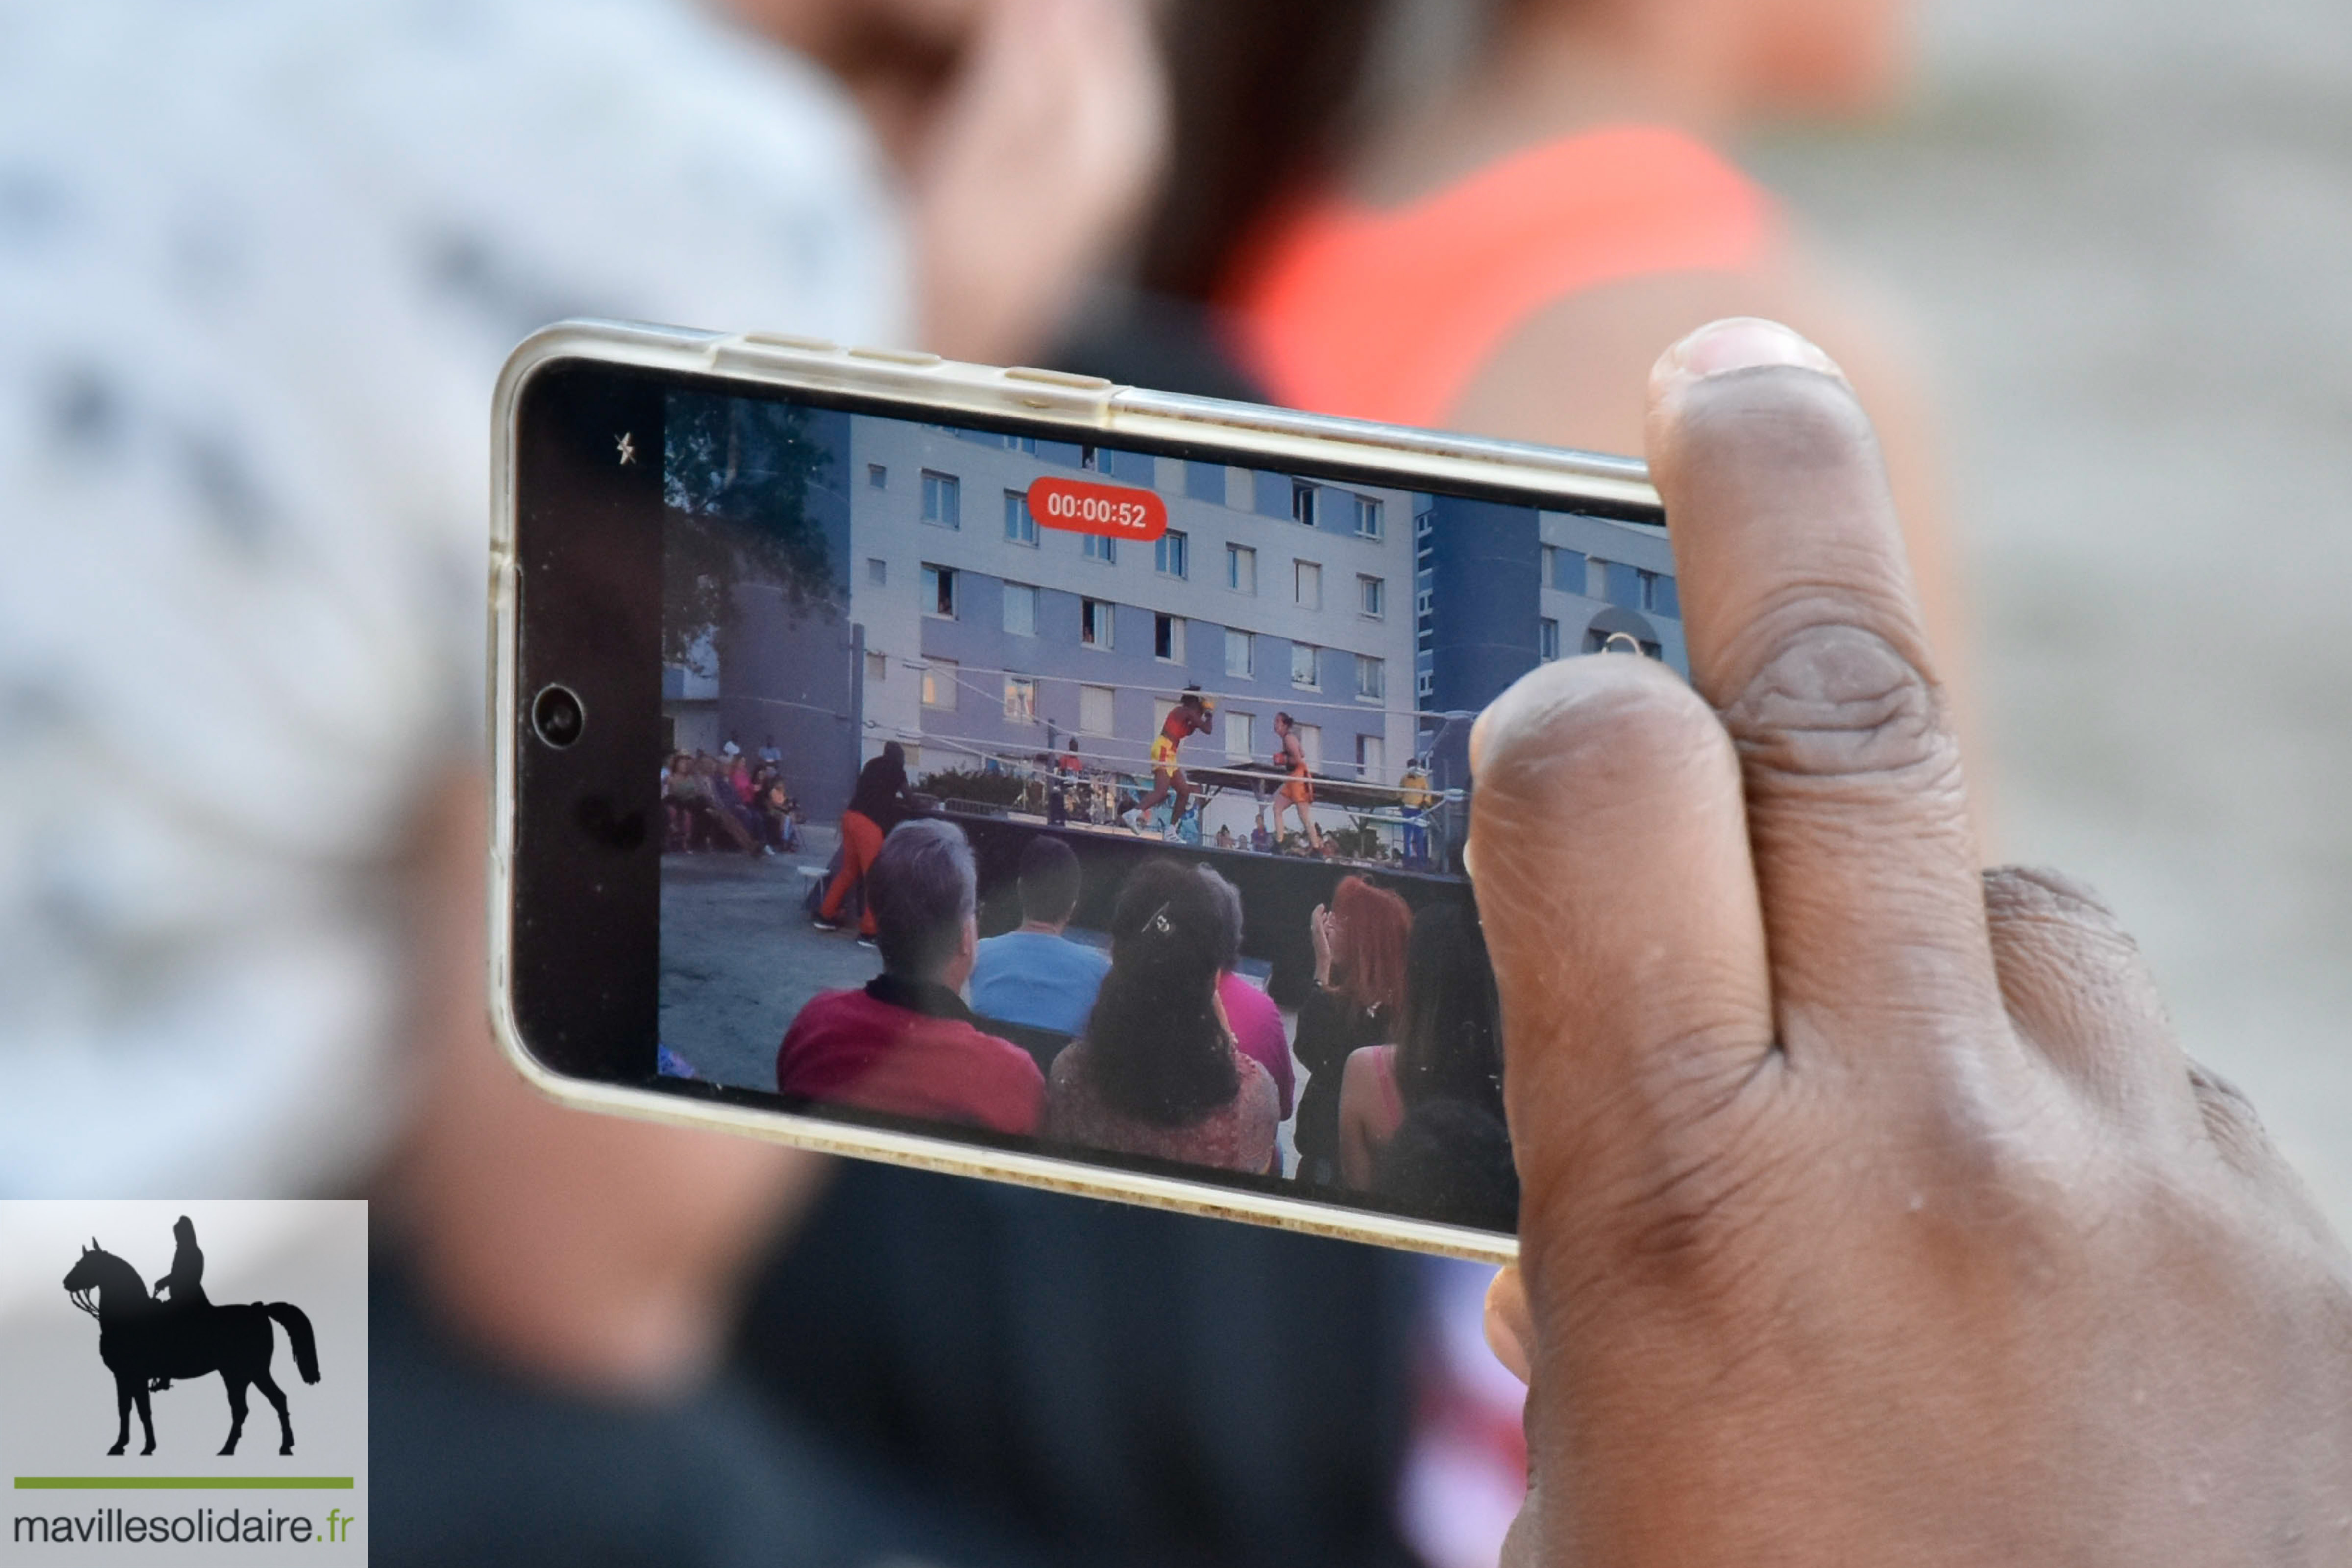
left=1046, top=860, right=1276, bottom=1173
left=1374, top=1099, right=1519, bottom=1232
left=1196, top=866, right=1295, bottom=1122
left=779, top=820, right=1041, bottom=1133
left=970, top=836, right=1110, bottom=1036
left=758, top=781, right=800, bottom=853
left=1290, top=876, right=1410, bottom=1185
left=1214, top=824, right=1235, bottom=850
left=1339, top=906, right=1503, bottom=1192
left=817, top=741, right=916, bottom=937
left=1250, top=811, right=1271, bottom=854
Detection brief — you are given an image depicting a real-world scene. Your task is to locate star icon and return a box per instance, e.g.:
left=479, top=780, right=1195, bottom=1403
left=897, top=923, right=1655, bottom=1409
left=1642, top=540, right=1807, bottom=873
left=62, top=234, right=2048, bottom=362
left=615, top=432, right=637, bottom=466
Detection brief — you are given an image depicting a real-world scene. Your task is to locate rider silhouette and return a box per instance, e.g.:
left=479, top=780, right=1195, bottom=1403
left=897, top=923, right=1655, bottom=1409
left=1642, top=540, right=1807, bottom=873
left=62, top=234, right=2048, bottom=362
left=147, top=1216, right=209, bottom=1391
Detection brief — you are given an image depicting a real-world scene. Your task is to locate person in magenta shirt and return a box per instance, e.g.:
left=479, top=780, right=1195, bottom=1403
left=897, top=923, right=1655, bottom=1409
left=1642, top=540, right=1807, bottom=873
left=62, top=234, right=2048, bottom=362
left=1197, top=866, right=1295, bottom=1121
left=779, top=820, right=1042, bottom=1135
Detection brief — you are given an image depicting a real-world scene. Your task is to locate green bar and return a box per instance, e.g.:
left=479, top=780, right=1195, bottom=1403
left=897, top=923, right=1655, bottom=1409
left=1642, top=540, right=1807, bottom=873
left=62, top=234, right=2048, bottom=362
left=13, top=1477, right=354, bottom=1490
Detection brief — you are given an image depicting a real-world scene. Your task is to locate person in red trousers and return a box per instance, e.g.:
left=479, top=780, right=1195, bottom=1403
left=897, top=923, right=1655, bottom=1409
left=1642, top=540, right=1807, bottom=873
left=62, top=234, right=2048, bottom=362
left=816, top=741, right=916, bottom=941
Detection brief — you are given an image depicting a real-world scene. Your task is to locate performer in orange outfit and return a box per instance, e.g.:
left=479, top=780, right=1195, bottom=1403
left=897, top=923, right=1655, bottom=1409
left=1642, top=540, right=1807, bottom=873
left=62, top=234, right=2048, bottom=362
left=1123, top=686, right=1213, bottom=835
left=1270, top=711, right=1322, bottom=856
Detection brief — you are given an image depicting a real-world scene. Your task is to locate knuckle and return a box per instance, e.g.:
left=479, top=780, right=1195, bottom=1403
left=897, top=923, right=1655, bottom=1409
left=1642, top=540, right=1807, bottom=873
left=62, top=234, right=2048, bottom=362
left=1719, top=619, right=1954, bottom=790
left=1983, top=864, right=2125, bottom=929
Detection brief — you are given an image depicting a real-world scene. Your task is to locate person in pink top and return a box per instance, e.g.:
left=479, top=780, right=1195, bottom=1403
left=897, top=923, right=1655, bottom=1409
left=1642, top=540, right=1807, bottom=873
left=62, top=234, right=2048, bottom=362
left=1046, top=860, right=1277, bottom=1174
left=778, top=819, right=1043, bottom=1135
left=1196, top=866, right=1295, bottom=1121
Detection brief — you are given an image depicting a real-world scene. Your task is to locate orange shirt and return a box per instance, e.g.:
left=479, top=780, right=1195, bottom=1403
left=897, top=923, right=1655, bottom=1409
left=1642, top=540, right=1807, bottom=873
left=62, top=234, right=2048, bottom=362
left=1222, top=125, right=1777, bottom=429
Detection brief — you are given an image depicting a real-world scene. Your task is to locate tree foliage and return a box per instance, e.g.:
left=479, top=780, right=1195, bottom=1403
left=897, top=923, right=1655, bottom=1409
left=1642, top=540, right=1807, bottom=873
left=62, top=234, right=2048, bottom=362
left=662, top=393, right=840, bottom=669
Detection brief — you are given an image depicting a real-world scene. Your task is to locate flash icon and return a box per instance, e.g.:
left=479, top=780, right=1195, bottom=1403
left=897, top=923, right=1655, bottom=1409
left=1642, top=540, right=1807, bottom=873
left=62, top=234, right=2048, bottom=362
left=615, top=432, right=637, bottom=465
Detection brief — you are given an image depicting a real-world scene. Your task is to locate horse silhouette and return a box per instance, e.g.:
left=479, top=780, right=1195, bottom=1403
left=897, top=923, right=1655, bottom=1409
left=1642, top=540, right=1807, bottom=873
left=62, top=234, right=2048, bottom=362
left=61, top=1229, right=320, bottom=1457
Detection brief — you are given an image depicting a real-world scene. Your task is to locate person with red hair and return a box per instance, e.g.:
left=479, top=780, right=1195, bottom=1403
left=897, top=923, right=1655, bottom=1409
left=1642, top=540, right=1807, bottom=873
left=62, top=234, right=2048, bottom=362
left=1289, top=875, right=1411, bottom=1185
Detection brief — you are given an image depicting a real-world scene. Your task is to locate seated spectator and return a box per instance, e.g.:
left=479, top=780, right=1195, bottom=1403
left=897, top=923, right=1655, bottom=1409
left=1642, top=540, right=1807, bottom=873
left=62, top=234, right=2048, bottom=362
left=1373, top=1098, right=1518, bottom=1231
left=1214, top=824, right=1235, bottom=850
left=1291, top=875, right=1411, bottom=1185
left=778, top=820, right=1043, bottom=1134
left=669, top=753, right=758, bottom=854
left=1250, top=812, right=1271, bottom=853
left=758, top=780, right=800, bottom=853
left=1046, top=860, right=1277, bottom=1173
left=1338, top=905, right=1502, bottom=1191
left=1196, top=866, right=1295, bottom=1121
left=970, top=836, right=1110, bottom=1036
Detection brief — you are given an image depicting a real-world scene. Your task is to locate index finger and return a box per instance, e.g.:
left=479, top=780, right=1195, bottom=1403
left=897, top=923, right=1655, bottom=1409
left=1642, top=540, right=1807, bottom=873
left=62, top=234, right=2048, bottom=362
left=1645, top=319, right=2010, bottom=1077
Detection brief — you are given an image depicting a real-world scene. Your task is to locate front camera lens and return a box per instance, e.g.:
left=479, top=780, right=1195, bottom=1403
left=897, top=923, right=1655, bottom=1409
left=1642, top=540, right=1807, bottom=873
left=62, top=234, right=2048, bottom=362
left=532, top=684, right=585, bottom=748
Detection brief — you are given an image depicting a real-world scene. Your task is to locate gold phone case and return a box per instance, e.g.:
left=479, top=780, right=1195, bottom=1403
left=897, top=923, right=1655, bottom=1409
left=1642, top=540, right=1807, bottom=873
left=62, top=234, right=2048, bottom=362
left=488, top=318, right=1659, bottom=1263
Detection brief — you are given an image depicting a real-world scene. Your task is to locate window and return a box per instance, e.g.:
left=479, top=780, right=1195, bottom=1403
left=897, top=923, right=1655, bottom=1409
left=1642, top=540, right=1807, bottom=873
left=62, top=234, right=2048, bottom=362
left=1355, top=654, right=1384, bottom=702
left=1293, top=560, right=1321, bottom=609
left=1295, top=723, right=1321, bottom=770
left=867, top=464, right=887, bottom=489
left=1084, top=533, right=1117, bottom=564
left=1154, top=613, right=1185, bottom=662
left=1291, top=642, right=1320, bottom=689
left=1184, top=461, right=1227, bottom=502
left=1155, top=529, right=1188, bottom=578
left=1290, top=480, right=1317, bottom=527
left=1416, top=669, right=1435, bottom=699
left=1081, top=443, right=1099, bottom=471
left=867, top=557, right=887, bottom=586
left=921, top=564, right=956, bottom=618
left=1079, top=683, right=1116, bottom=735
left=921, top=658, right=958, bottom=710
left=1080, top=598, right=1113, bottom=649
left=1004, top=675, right=1037, bottom=722
left=1002, top=582, right=1038, bottom=637
left=1225, top=628, right=1253, bottom=678
left=1225, top=711, right=1254, bottom=762
left=1004, top=489, right=1037, bottom=545
left=1540, top=545, right=1557, bottom=586
left=1546, top=547, right=1585, bottom=593
left=921, top=471, right=960, bottom=529
left=1585, top=556, right=1610, bottom=599
left=1001, top=433, right=1038, bottom=454
left=1651, top=574, right=1681, bottom=617
left=1226, top=543, right=1256, bottom=594
left=1356, top=734, right=1385, bottom=781
left=1351, top=494, right=1382, bottom=539
left=1539, top=617, right=1560, bottom=662
left=865, top=650, right=888, bottom=683
left=1357, top=574, right=1384, bottom=617
left=1415, top=588, right=1433, bottom=618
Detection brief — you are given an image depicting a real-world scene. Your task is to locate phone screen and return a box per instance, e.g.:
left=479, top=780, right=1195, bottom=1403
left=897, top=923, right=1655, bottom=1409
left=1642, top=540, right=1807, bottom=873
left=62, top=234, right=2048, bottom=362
left=514, top=364, right=1681, bottom=1240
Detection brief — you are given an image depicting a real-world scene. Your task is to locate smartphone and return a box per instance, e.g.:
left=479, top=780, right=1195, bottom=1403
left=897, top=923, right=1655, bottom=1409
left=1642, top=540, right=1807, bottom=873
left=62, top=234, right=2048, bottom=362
left=490, top=320, right=1678, bottom=1261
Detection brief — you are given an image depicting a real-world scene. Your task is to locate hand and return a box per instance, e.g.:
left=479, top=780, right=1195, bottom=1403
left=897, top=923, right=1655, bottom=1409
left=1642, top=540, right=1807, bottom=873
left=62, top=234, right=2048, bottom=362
left=1469, top=318, right=2352, bottom=1565
left=1309, top=902, right=1335, bottom=986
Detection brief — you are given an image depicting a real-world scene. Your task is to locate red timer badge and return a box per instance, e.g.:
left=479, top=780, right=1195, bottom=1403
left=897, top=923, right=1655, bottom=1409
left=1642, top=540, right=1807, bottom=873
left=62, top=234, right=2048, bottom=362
left=1026, top=475, right=1167, bottom=543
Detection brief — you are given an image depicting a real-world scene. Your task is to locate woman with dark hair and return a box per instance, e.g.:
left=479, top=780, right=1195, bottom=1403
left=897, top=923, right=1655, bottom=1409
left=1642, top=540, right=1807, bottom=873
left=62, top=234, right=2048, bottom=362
left=1289, top=874, right=1410, bottom=1186
left=1046, top=859, right=1276, bottom=1173
left=1338, top=904, right=1503, bottom=1190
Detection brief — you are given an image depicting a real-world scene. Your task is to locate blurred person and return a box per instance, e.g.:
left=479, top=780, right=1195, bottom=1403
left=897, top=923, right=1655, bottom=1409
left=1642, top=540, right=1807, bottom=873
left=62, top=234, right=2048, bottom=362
left=780, top=820, right=1045, bottom=1132
left=1338, top=905, right=1503, bottom=1191
left=745, top=0, right=1170, bottom=365
left=816, top=740, right=915, bottom=937
left=1218, top=0, right=1967, bottom=686
left=1197, top=864, right=1296, bottom=1121
left=1291, top=875, right=1410, bottom=1185
left=0, top=1, right=1159, bottom=1562
left=1215, top=823, right=1235, bottom=850
left=969, top=835, right=1111, bottom=1037
left=1397, top=756, right=1434, bottom=868
left=1374, top=1098, right=1518, bottom=1230
left=1045, top=859, right=1277, bottom=1172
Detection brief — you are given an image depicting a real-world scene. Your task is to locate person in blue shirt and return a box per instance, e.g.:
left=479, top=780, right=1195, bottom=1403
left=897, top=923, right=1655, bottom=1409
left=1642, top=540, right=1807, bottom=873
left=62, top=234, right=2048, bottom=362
left=970, top=837, right=1111, bottom=1038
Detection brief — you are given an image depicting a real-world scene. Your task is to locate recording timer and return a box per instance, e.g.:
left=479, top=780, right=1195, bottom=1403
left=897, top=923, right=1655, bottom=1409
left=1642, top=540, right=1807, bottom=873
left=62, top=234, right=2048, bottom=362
left=1025, top=475, right=1168, bottom=542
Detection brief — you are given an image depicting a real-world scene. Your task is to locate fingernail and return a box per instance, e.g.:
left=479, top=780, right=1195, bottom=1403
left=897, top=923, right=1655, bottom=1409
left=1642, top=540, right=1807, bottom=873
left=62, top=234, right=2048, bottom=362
left=1652, top=317, right=1844, bottom=395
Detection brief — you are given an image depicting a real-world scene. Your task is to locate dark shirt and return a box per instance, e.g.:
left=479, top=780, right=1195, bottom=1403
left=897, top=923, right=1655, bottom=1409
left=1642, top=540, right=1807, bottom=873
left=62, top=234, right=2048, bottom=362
left=846, top=752, right=913, bottom=830
left=1290, top=987, right=1390, bottom=1177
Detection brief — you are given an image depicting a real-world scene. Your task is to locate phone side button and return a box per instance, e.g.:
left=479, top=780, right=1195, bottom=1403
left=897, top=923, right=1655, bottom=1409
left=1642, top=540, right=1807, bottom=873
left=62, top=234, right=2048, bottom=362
left=1005, top=366, right=1113, bottom=390
left=847, top=345, right=944, bottom=367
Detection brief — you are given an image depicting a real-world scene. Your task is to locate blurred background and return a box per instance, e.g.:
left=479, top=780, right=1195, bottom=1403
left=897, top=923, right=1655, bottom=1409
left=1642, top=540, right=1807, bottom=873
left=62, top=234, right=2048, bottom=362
left=1754, top=0, right=2352, bottom=1227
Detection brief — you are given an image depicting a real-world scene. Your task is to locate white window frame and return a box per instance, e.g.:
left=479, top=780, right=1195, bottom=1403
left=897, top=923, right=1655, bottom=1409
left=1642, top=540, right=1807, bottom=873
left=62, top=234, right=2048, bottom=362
left=1291, top=642, right=1321, bottom=690
left=920, top=470, right=960, bottom=529
left=1004, top=675, right=1037, bottom=723
left=1002, top=582, right=1039, bottom=637
left=1224, top=627, right=1253, bottom=678
left=1357, top=574, right=1384, bottom=618
left=921, top=658, right=958, bottom=710
left=1080, top=597, right=1114, bottom=650
left=1226, top=543, right=1256, bottom=594
left=1294, top=560, right=1322, bottom=610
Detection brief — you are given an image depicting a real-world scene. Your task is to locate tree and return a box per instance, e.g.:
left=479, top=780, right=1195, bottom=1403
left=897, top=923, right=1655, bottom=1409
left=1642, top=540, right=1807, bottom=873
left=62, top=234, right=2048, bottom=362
left=662, top=393, right=841, bottom=669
